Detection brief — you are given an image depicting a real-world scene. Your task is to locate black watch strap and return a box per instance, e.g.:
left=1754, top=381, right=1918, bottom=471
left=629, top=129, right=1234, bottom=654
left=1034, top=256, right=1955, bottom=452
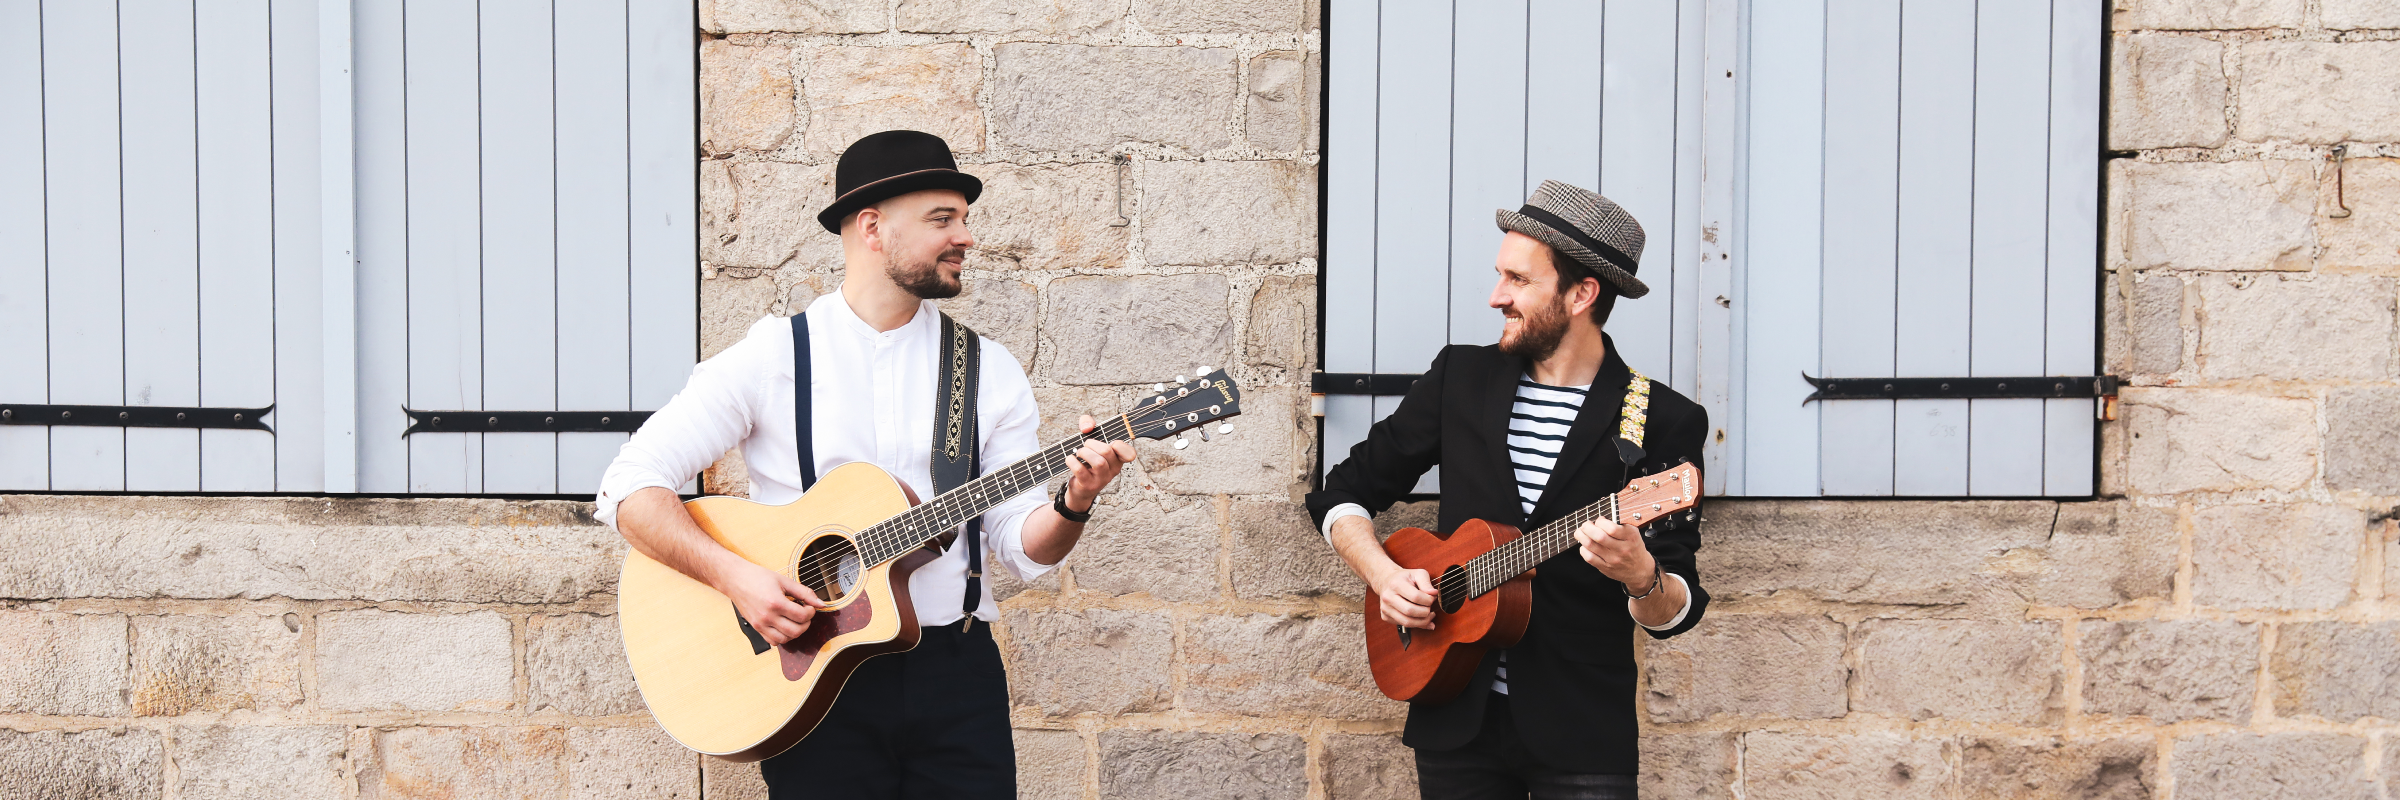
left=1053, top=484, right=1093, bottom=523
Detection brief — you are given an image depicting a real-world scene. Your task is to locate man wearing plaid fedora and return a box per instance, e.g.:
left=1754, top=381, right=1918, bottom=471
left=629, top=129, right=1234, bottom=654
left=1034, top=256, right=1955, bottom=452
left=1309, top=181, right=1713, bottom=799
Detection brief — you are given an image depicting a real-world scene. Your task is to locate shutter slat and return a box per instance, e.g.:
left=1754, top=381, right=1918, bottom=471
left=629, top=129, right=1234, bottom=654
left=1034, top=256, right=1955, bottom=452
left=1599, top=0, right=1682, bottom=384
left=45, top=0, right=128, bottom=491
left=2044, top=0, right=2105, bottom=495
left=1737, top=0, right=1825, bottom=497
left=120, top=0, right=204, bottom=492
left=1966, top=0, right=2057, bottom=496
left=628, top=0, right=697, bottom=416
left=1372, top=0, right=1453, bottom=383
left=0, top=0, right=48, bottom=490
left=1892, top=1, right=1977, bottom=496
left=405, top=0, right=485, bottom=493
left=195, top=0, right=280, bottom=492
left=1818, top=0, right=1902, bottom=496
left=478, top=0, right=560, bottom=495
left=355, top=0, right=411, bottom=492
left=271, top=0, right=327, bottom=492
left=555, top=0, right=634, bottom=497
left=1446, top=0, right=1527, bottom=349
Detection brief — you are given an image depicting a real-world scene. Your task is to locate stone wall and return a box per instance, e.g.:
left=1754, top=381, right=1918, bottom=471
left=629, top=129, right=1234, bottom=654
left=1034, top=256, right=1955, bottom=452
left=3, top=1, right=2398, bottom=798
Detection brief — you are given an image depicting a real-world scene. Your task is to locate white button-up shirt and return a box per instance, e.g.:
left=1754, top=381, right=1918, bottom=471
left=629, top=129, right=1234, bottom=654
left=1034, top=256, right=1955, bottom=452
left=595, top=292, right=1053, bottom=625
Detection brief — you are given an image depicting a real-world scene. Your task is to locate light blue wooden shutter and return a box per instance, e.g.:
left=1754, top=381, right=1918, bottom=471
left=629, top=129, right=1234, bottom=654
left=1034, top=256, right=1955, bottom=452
left=1323, top=0, right=1709, bottom=495
left=1, top=0, right=696, bottom=496
left=1734, top=0, right=2101, bottom=497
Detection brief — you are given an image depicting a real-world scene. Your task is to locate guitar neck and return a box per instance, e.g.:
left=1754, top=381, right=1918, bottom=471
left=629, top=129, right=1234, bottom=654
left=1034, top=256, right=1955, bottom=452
left=1459, top=496, right=1622, bottom=598
left=853, top=415, right=1138, bottom=567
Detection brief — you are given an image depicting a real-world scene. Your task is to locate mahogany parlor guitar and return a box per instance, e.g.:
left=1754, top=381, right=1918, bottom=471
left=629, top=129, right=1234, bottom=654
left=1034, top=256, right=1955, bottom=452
left=1365, top=462, right=1700, bottom=704
left=619, top=368, right=1242, bottom=761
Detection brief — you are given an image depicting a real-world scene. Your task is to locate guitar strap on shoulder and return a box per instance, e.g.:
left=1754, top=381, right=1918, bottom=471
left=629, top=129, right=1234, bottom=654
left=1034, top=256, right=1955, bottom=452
left=1612, top=368, right=1653, bottom=471
left=930, top=313, right=984, bottom=630
left=792, top=313, right=816, bottom=490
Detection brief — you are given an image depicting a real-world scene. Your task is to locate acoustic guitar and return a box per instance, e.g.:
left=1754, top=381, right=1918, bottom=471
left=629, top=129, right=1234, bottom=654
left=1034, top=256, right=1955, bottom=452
left=1364, top=461, right=1700, bottom=704
left=619, top=368, right=1243, bottom=761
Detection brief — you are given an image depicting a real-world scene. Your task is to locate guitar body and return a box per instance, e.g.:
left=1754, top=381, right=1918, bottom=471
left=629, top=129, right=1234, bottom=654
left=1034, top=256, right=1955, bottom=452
left=618, top=461, right=936, bottom=762
left=1364, top=518, right=1536, bottom=704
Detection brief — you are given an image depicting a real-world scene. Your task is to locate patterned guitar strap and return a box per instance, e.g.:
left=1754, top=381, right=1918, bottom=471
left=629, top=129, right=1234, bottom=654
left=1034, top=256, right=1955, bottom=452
left=1614, top=369, right=1653, bottom=536
left=928, top=313, right=985, bottom=632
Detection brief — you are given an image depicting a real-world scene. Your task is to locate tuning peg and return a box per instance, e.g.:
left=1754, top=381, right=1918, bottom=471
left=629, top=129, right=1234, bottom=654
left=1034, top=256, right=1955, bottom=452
left=1196, top=365, right=1213, bottom=376
left=1172, top=435, right=1191, bottom=450
left=1174, top=375, right=1186, bottom=384
left=1199, top=426, right=1213, bottom=442
left=1216, top=422, right=1232, bottom=435
left=1152, top=383, right=1165, bottom=393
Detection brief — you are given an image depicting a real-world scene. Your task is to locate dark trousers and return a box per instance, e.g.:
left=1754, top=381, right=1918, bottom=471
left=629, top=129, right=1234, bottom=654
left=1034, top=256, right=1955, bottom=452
left=1414, top=694, right=1638, bottom=800
left=759, top=622, right=1014, bottom=800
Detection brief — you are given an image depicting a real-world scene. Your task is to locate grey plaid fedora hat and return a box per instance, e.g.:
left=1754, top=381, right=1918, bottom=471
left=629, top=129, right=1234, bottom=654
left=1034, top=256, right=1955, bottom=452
left=1495, top=180, right=1649, bottom=299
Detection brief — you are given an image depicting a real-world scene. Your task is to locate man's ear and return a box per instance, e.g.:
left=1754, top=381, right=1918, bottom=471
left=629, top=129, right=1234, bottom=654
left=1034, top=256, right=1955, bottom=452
left=854, top=205, right=884, bottom=253
left=1567, top=275, right=1604, bottom=317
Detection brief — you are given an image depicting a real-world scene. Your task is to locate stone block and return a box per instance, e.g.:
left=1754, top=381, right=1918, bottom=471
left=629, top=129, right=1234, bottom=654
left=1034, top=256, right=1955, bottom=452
left=964, top=162, right=1130, bottom=272
left=2323, top=0, right=2400, bottom=29
left=529, top=613, right=644, bottom=717
left=2197, top=274, right=2395, bottom=380
left=129, top=614, right=302, bottom=716
left=1180, top=612, right=1397, bottom=720
left=1014, top=728, right=1086, bottom=800
left=359, top=727, right=568, bottom=800
left=2170, top=733, right=2372, bottom=800
left=0, top=611, right=124, bottom=715
left=899, top=0, right=1129, bottom=36
left=700, top=41, right=794, bottom=154
left=2078, top=619, right=2258, bottom=723
left=1701, top=500, right=2055, bottom=612
left=1854, top=619, right=2061, bottom=723
left=2192, top=502, right=2364, bottom=610
left=173, top=726, right=347, bottom=800
left=2110, top=160, right=2315, bottom=272
left=2319, top=158, right=2400, bottom=272
left=1643, top=614, right=1847, bottom=722
left=1958, top=737, right=2154, bottom=800
left=1136, top=0, right=1302, bottom=33
left=1068, top=491, right=1221, bottom=603
left=1141, top=160, right=1315, bottom=267
left=702, top=756, right=769, bottom=800
left=1246, top=275, right=1317, bottom=378
left=1230, top=497, right=1362, bottom=599
left=2327, top=388, right=2400, bottom=495
left=946, top=278, right=1042, bottom=370
left=1639, top=732, right=1737, bottom=800
left=1743, top=732, right=1950, bottom=800
left=802, top=44, right=983, bottom=158
left=1246, top=51, right=1316, bottom=152
left=1001, top=607, right=1173, bottom=715
left=569, top=727, right=698, bottom=800
left=699, top=0, right=884, bottom=34
left=706, top=160, right=841, bottom=272
left=991, top=44, right=1238, bottom=153
left=701, top=273, right=786, bottom=360
left=1323, top=734, right=1417, bottom=800
left=2125, top=272, right=2184, bottom=375
left=2239, top=42, right=2400, bottom=144
left=0, top=496, right=625, bottom=603
left=2109, top=34, right=2226, bottom=150
left=1096, top=730, right=1304, bottom=799
left=1039, top=274, right=1234, bottom=385
left=1375, top=501, right=1441, bottom=539
left=2120, top=389, right=2316, bottom=494
left=2110, top=0, right=2302, bottom=30
left=2031, top=502, right=2178, bottom=608
left=0, top=728, right=162, bottom=800
left=1136, top=387, right=1307, bottom=496
left=318, top=609, right=515, bottom=713
left=2270, top=620, right=2400, bottom=722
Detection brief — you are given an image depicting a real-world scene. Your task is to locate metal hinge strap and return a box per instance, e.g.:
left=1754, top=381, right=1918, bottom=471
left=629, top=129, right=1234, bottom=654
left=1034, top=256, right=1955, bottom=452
left=0, top=403, right=275, bottom=432
left=1801, top=374, right=2120, bottom=404
left=402, top=409, right=654, bottom=436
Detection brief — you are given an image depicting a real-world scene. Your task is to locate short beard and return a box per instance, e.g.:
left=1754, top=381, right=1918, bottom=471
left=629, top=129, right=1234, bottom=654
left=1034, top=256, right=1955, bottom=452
left=1498, top=293, right=1572, bottom=363
left=884, top=248, right=963, bottom=300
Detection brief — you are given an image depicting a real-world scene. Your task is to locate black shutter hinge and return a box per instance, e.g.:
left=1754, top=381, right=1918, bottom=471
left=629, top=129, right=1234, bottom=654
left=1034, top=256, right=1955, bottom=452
left=1801, top=374, right=2120, bottom=404
left=402, top=408, right=653, bottom=436
left=1311, top=372, right=1421, bottom=396
left=0, top=403, right=274, bottom=432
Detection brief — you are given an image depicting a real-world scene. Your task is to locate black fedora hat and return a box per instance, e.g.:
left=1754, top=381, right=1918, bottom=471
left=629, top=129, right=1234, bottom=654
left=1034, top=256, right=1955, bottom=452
left=816, top=130, right=984, bottom=234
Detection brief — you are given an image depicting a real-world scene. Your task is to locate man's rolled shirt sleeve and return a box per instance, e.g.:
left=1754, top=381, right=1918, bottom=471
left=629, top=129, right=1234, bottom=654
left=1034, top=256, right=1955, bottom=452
left=1635, top=402, right=1710, bottom=639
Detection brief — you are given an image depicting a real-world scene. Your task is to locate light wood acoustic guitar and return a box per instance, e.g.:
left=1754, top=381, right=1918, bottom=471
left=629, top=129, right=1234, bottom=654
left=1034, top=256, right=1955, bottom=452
left=619, top=368, right=1243, bottom=761
left=1364, top=461, right=1701, bottom=704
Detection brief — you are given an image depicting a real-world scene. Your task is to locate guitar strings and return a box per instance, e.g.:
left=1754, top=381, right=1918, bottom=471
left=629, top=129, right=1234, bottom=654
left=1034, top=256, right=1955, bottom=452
left=1428, top=493, right=1624, bottom=603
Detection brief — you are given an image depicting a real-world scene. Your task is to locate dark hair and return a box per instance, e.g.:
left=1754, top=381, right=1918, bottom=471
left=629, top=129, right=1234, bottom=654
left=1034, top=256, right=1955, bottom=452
left=1539, top=243, right=1619, bottom=326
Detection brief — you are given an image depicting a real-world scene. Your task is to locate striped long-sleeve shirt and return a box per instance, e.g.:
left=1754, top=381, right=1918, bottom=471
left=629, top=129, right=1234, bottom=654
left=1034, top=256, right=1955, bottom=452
left=1494, top=377, right=1587, bottom=694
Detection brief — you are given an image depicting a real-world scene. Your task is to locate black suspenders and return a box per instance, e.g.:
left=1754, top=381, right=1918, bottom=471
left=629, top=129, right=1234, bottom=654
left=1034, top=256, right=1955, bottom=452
left=790, top=312, right=986, bottom=629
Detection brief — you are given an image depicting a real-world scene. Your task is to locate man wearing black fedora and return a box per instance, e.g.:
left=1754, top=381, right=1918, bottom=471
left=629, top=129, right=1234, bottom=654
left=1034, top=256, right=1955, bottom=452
left=600, top=130, right=1135, bottom=797
left=1308, top=181, right=1712, bottom=798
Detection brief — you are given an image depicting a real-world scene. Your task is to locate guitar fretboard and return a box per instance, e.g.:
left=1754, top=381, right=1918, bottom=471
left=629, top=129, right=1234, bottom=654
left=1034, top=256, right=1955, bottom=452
left=852, top=415, right=1138, bottom=567
left=1459, top=494, right=1623, bottom=598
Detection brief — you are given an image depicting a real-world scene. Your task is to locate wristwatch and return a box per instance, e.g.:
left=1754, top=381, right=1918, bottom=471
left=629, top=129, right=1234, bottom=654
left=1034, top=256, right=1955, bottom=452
left=1053, top=484, right=1093, bottom=523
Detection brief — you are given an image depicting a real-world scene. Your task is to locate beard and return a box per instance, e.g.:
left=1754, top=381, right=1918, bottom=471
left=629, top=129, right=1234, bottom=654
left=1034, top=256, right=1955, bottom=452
left=1497, top=293, right=1572, bottom=362
left=884, top=246, right=964, bottom=300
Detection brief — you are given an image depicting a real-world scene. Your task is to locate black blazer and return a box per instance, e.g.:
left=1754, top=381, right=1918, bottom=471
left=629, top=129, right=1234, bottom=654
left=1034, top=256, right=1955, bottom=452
left=1307, top=335, right=1710, bottom=775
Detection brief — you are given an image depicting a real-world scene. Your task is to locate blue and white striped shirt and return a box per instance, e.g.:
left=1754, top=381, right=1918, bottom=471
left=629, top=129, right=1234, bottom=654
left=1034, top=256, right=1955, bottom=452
left=1495, top=377, right=1588, bottom=694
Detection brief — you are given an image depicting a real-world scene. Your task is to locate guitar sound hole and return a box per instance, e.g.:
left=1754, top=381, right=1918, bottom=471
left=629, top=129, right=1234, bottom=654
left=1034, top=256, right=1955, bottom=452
left=1435, top=565, right=1468, bottom=614
left=795, top=535, right=863, bottom=603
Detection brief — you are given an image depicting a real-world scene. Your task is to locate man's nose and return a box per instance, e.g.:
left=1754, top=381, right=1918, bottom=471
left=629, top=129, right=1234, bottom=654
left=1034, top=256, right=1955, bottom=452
left=956, top=222, right=976, bottom=250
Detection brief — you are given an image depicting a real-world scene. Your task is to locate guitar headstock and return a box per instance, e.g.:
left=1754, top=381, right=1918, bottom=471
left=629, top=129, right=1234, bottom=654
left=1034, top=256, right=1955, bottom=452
left=1617, top=462, right=1701, bottom=526
left=1124, top=366, right=1244, bottom=450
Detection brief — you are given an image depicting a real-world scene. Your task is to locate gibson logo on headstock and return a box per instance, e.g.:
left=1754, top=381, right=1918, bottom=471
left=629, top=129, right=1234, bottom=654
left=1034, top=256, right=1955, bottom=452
left=1213, top=380, right=1233, bottom=404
